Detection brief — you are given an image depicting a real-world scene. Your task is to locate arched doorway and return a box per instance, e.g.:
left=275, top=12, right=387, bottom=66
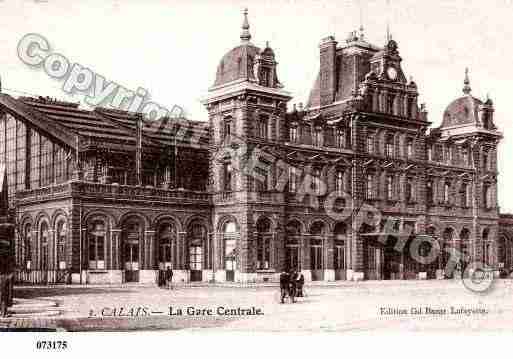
left=122, top=218, right=143, bottom=282
left=334, top=222, right=347, bottom=280
left=223, top=221, right=238, bottom=282
left=157, top=222, right=176, bottom=270
left=188, top=221, right=207, bottom=282
left=285, top=220, right=301, bottom=272
left=309, top=221, right=325, bottom=281
left=256, top=217, right=272, bottom=270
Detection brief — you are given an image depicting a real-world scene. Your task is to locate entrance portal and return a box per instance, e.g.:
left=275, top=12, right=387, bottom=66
left=123, top=220, right=142, bottom=283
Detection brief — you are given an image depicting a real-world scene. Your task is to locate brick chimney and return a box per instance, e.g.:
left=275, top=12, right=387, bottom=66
left=319, top=36, right=337, bottom=107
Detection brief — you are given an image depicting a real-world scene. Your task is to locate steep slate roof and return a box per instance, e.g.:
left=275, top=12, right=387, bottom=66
left=0, top=94, right=209, bottom=152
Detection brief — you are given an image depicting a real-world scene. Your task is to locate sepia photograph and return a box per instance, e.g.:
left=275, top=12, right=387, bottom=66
left=0, top=0, right=513, bottom=355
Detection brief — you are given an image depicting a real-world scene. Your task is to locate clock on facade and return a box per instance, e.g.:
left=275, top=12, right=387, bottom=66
left=387, top=66, right=398, bottom=80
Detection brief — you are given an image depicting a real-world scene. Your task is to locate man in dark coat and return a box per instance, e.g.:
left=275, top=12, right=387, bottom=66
left=296, top=272, right=305, bottom=297
left=289, top=270, right=298, bottom=303
left=166, top=266, right=173, bottom=290
left=279, top=270, right=290, bottom=304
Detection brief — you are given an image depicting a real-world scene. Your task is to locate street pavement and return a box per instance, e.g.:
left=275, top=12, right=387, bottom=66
left=1, top=279, right=513, bottom=332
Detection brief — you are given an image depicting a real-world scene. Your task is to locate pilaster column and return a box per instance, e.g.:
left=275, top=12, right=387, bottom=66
left=178, top=231, right=187, bottom=269
left=111, top=229, right=121, bottom=270
left=145, top=230, right=156, bottom=270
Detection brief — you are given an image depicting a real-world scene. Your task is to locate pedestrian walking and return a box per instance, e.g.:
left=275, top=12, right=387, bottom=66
left=296, top=271, right=305, bottom=298
left=279, top=270, right=290, bottom=304
left=166, top=266, right=173, bottom=290
left=289, top=270, right=298, bottom=303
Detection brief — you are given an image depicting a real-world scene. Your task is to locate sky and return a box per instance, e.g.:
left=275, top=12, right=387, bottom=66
left=1, top=0, right=512, bottom=210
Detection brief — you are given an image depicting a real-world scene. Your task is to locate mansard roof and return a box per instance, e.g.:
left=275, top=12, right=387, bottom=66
left=441, top=95, right=483, bottom=128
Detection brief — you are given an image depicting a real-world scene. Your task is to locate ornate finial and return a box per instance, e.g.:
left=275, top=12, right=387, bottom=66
left=240, top=8, right=251, bottom=43
left=463, top=67, right=471, bottom=95
left=266, top=40, right=269, bottom=48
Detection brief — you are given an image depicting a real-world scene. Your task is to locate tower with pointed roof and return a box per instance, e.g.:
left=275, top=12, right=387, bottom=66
left=203, top=9, right=291, bottom=282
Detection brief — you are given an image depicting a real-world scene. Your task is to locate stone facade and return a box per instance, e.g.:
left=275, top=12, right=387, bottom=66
left=3, top=11, right=513, bottom=285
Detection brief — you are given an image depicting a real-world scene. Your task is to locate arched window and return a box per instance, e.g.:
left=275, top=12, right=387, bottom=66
left=188, top=221, right=207, bottom=278
left=256, top=218, right=271, bottom=270
left=309, top=222, right=325, bottom=273
left=88, top=220, right=106, bottom=270
left=39, top=222, right=49, bottom=271
left=55, top=220, right=67, bottom=270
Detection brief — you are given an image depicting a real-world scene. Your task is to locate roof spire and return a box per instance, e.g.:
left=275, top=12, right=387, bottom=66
left=240, top=8, right=251, bottom=43
left=463, top=67, right=472, bottom=95
left=386, top=0, right=392, bottom=42
left=358, top=0, right=365, bottom=40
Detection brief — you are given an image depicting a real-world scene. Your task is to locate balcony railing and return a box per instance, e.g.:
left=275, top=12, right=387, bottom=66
left=16, top=181, right=210, bottom=204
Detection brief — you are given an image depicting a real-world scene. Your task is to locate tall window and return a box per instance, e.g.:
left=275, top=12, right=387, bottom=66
left=462, top=148, right=469, bottom=166
left=256, top=218, right=271, bottom=270
left=386, top=135, right=394, bottom=158
left=223, top=118, right=232, bottom=139
left=482, top=151, right=489, bottom=171
left=445, top=146, right=452, bottom=165
left=427, top=146, right=433, bottom=161
left=336, top=129, right=345, bottom=149
left=483, top=184, right=492, bottom=209
left=313, top=127, right=322, bottom=147
left=406, top=139, right=414, bottom=159
left=289, top=126, right=298, bottom=143
left=444, top=181, right=451, bottom=204
left=224, top=221, right=237, bottom=272
left=223, top=162, right=232, bottom=191
left=405, top=177, right=414, bottom=203
left=460, top=183, right=469, bottom=207
left=312, top=168, right=322, bottom=195
left=288, top=166, right=299, bottom=193
left=158, top=223, right=175, bottom=266
left=56, top=220, right=67, bottom=270
left=386, top=175, right=394, bottom=200
left=335, top=170, right=344, bottom=194
left=367, top=134, right=374, bottom=154
left=88, top=220, right=106, bottom=270
left=387, top=94, right=395, bottom=114
left=366, top=174, right=374, bottom=199
left=257, top=117, right=268, bottom=139
left=426, top=180, right=434, bottom=205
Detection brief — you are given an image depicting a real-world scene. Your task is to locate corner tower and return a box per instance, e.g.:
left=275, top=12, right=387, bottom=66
left=203, top=9, right=292, bottom=283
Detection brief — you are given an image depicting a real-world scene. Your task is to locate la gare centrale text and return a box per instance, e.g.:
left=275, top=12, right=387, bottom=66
left=89, top=306, right=265, bottom=318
